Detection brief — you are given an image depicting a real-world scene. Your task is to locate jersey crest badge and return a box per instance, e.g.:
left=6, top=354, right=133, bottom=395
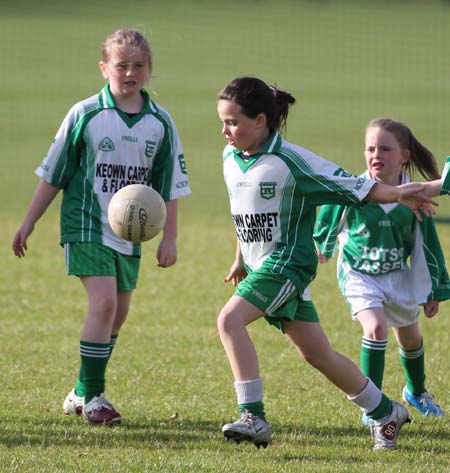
left=99, top=137, right=115, bottom=152
left=259, top=182, right=276, bottom=200
left=145, top=140, right=156, bottom=158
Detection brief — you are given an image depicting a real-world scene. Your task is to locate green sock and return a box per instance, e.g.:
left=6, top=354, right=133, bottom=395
left=366, top=394, right=392, bottom=420
left=74, top=335, right=118, bottom=397
left=109, top=334, right=119, bottom=358
left=399, top=342, right=425, bottom=396
left=239, top=401, right=266, bottom=421
left=74, top=364, right=85, bottom=397
left=360, top=337, right=387, bottom=390
left=79, top=341, right=110, bottom=404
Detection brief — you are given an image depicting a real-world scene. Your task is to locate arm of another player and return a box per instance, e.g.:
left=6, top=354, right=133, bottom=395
left=313, top=204, right=346, bottom=263
left=365, top=182, right=438, bottom=221
left=156, top=199, right=178, bottom=268
left=12, top=179, right=60, bottom=258
left=416, top=157, right=450, bottom=198
left=420, top=179, right=444, bottom=198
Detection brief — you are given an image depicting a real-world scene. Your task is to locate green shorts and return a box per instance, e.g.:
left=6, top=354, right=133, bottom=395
left=235, top=268, right=319, bottom=331
left=65, top=242, right=140, bottom=292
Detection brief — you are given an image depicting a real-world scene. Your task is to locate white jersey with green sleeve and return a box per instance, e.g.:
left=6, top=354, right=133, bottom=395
left=223, top=131, right=375, bottom=293
left=314, top=172, right=450, bottom=302
left=440, top=156, right=450, bottom=194
left=36, top=85, right=191, bottom=256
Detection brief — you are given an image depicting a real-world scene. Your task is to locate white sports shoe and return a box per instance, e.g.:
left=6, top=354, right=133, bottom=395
left=63, top=388, right=83, bottom=416
left=222, top=411, right=271, bottom=448
left=371, top=401, right=411, bottom=450
left=82, top=393, right=122, bottom=425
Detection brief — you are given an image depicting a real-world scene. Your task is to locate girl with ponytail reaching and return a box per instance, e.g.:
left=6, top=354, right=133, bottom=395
left=216, top=77, right=435, bottom=450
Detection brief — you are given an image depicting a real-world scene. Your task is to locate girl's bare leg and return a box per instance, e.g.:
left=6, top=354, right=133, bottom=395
left=283, top=320, right=367, bottom=396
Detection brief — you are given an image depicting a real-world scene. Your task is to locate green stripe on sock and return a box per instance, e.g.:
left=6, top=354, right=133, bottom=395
left=109, top=334, right=119, bottom=358
left=400, top=343, right=426, bottom=396
left=360, top=338, right=387, bottom=390
left=79, top=341, right=110, bottom=404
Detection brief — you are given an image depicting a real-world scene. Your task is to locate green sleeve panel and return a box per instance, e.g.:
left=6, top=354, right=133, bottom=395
left=313, top=204, right=347, bottom=258
left=414, top=216, right=450, bottom=302
left=440, top=156, right=450, bottom=195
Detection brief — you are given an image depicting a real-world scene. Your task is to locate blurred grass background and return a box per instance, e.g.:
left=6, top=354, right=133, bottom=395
left=2, top=0, right=450, bottom=221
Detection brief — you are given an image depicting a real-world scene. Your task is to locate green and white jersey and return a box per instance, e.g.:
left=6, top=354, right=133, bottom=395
left=223, top=131, right=375, bottom=293
left=314, top=172, right=450, bottom=302
left=440, top=156, right=450, bottom=195
left=36, top=85, right=191, bottom=256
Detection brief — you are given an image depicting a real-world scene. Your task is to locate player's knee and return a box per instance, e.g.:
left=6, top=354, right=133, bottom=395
left=364, top=323, right=388, bottom=340
left=217, top=307, right=240, bottom=335
left=91, top=296, right=117, bottom=323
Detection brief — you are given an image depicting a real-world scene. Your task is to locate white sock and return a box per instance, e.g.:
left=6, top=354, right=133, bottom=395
left=347, top=378, right=382, bottom=413
left=234, top=378, right=263, bottom=405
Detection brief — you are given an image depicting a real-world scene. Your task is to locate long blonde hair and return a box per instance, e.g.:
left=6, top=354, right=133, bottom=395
left=366, top=118, right=440, bottom=180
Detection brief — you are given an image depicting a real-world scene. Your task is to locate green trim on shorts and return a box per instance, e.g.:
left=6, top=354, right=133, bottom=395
left=235, top=268, right=319, bottom=332
left=65, top=242, right=140, bottom=292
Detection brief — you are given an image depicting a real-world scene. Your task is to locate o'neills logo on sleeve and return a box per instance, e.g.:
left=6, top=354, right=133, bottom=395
left=232, top=212, right=278, bottom=243
left=333, top=168, right=364, bottom=191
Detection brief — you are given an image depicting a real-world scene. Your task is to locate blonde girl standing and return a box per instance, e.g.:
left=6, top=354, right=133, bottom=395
left=12, top=29, right=191, bottom=425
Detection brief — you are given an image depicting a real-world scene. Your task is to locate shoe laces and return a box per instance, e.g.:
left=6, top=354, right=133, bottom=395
left=419, top=392, right=440, bottom=409
left=87, top=394, right=113, bottom=412
left=240, top=411, right=259, bottom=426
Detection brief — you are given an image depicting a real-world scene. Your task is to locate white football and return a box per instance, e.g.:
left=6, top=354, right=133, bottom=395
left=108, top=184, right=167, bottom=242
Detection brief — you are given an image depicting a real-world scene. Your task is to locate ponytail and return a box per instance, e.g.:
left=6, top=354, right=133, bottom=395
left=270, top=85, right=296, bottom=134
left=218, top=76, right=296, bottom=134
left=366, top=118, right=440, bottom=181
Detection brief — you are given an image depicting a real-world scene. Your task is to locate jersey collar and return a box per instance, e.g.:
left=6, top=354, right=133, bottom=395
left=232, top=131, right=282, bottom=172
left=99, top=84, right=156, bottom=115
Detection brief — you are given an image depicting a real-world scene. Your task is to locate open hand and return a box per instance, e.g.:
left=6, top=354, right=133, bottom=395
left=397, top=182, right=438, bottom=221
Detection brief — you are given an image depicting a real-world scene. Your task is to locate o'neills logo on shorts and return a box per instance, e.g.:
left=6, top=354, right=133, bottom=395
left=252, top=289, right=268, bottom=303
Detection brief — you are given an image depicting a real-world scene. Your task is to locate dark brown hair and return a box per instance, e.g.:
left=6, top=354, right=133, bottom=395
left=218, top=76, right=296, bottom=134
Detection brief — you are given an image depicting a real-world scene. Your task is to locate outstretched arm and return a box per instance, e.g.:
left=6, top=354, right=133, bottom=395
left=420, top=179, right=444, bottom=198
left=12, top=179, right=60, bottom=258
left=365, top=182, right=438, bottom=220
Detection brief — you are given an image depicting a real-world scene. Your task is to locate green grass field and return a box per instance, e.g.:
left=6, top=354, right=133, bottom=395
left=1, top=1, right=449, bottom=471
